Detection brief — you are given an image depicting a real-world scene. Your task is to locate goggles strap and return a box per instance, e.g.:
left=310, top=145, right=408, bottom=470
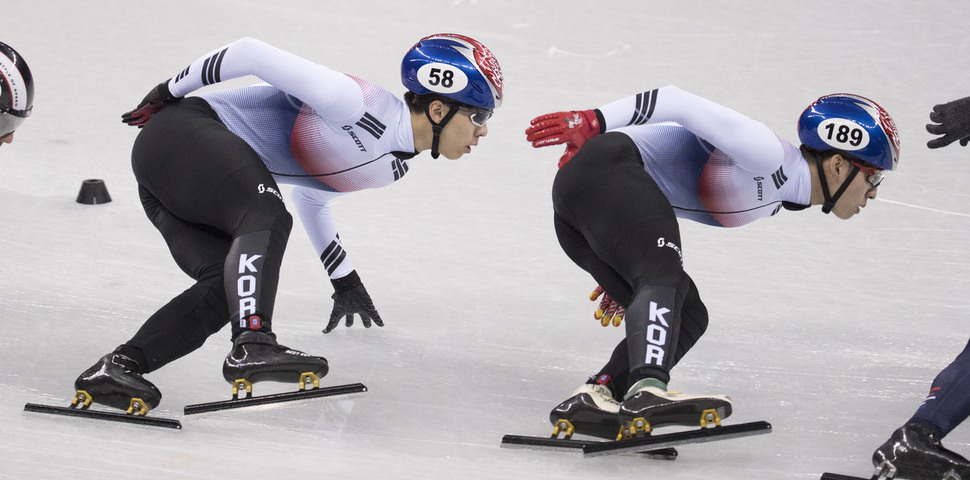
left=815, top=151, right=860, bottom=214
left=821, top=165, right=860, bottom=214
left=815, top=152, right=834, bottom=214
left=425, top=104, right=460, bottom=159
left=0, top=106, right=31, bottom=118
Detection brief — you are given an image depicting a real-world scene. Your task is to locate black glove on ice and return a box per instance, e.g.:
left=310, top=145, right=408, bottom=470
left=324, top=270, right=384, bottom=333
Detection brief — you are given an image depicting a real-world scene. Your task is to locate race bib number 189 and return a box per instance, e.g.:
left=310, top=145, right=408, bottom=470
left=816, top=118, right=870, bottom=151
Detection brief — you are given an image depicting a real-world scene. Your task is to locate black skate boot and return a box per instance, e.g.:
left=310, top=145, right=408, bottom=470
left=73, top=351, right=161, bottom=414
left=550, top=378, right=624, bottom=440
left=223, top=331, right=329, bottom=387
left=619, top=383, right=732, bottom=432
left=872, top=422, right=970, bottom=480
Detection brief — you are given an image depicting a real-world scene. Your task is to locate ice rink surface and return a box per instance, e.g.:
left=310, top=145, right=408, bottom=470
left=3, top=1, right=970, bottom=478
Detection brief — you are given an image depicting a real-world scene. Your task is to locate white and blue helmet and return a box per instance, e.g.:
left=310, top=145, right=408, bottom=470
left=797, top=93, right=900, bottom=171
left=401, top=33, right=503, bottom=110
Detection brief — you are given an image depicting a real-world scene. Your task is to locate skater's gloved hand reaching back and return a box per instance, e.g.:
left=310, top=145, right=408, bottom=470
left=525, top=109, right=602, bottom=168
left=121, top=80, right=180, bottom=128
left=590, top=285, right=624, bottom=327
left=324, top=270, right=384, bottom=333
left=927, top=96, right=970, bottom=149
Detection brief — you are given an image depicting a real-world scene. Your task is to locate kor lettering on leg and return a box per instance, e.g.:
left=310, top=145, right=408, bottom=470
left=645, top=301, right=670, bottom=366
left=237, top=253, right=263, bottom=329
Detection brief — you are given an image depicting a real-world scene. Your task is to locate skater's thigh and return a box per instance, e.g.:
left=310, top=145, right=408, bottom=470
left=131, top=98, right=287, bottom=236
left=139, top=185, right=231, bottom=281
left=554, top=213, right=634, bottom=307
left=553, top=134, right=685, bottom=289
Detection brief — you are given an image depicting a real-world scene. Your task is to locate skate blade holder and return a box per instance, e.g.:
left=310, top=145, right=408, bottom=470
left=69, top=390, right=151, bottom=416
left=700, top=408, right=722, bottom=428
left=622, top=408, right=722, bottom=439
left=126, top=398, right=151, bottom=416
left=298, top=372, right=320, bottom=391
left=627, top=417, right=653, bottom=439
left=231, top=372, right=322, bottom=400
left=71, top=390, right=94, bottom=410
left=550, top=419, right=576, bottom=440
left=871, top=460, right=898, bottom=480
left=231, top=379, right=254, bottom=400
left=614, top=422, right=644, bottom=441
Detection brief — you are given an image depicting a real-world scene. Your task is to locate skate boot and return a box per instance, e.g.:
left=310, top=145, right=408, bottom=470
left=223, top=331, right=329, bottom=390
left=871, top=422, right=970, bottom=480
left=73, top=351, right=161, bottom=414
left=549, top=379, right=623, bottom=440
left=619, top=383, right=732, bottom=433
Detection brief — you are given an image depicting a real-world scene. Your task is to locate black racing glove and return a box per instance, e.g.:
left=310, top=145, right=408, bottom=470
left=324, top=270, right=384, bottom=334
left=121, top=80, right=180, bottom=128
left=927, top=96, right=970, bottom=149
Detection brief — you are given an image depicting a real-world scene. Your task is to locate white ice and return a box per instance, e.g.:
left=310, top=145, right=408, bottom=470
left=3, top=1, right=970, bottom=479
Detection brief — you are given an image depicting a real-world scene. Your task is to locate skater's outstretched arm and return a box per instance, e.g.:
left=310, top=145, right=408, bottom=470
left=122, top=37, right=363, bottom=127
left=290, top=186, right=383, bottom=333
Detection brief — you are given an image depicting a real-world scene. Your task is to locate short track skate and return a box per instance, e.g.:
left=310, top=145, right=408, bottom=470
left=24, top=389, right=182, bottom=429
left=503, top=408, right=770, bottom=458
left=502, top=417, right=679, bottom=460
left=183, top=372, right=366, bottom=415
left=822, top=463, right=964, bottom=480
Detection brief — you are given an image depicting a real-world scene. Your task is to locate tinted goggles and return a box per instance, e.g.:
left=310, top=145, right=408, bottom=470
left=457, top=105, right=493, bottom=127
left=0, top=105, right=31, bottom=136
left=850, top=160, right=885, bottom=189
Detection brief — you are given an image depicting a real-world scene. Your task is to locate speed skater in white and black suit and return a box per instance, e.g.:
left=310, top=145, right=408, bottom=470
left=73, top=35, right=504, bottom=413
left=525, top=85, right=900, bottom=439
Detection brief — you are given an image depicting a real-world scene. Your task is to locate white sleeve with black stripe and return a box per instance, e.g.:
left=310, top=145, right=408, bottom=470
left=166, top=37, right=363, bottom=123
left=290, top=185, right=356, bottom=281
left=598, top=85, right=784, bottom=172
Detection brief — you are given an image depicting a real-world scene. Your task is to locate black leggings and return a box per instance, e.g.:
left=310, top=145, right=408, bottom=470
left=122, top=98, right=292, bottom=373
left=910, top=338, right=970, bottom=437
left=552, top=132, right=709, bottom=388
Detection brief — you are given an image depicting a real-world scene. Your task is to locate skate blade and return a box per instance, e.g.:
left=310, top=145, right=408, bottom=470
left=582, top=420, right=771, bottom=457
left=500, top=434, right=678, bottom=460
left=183, top=382, right=367, bottom=417
left=24, top=402, right=182, bottom=430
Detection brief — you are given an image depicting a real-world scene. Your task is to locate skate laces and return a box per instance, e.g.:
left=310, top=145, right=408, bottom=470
left=587, top=383, right=615, bottom=400
left=109, top=353, right=141, bottom=374
left=233, top=330, right=278, bottom=347
left=575, top=383, right=620, bottom=410
left=628, top=383, right=732, bottom=403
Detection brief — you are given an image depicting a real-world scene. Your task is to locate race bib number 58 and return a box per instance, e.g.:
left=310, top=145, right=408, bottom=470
left=416, top=62, right=468, bottom=94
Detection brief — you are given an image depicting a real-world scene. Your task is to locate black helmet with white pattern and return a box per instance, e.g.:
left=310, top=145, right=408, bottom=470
left=0, top=41, right=34, bottom=137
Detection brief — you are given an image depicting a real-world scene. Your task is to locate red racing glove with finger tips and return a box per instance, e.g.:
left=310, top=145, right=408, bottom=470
left=525, top=109, right=602, bottom=168
left=590, top=285, right=625, bottom=327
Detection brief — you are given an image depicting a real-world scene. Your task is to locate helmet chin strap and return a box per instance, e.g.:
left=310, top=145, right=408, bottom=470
left=816, top=153, right=861, bottom=214
left=425, top=104, right=460, bottom=159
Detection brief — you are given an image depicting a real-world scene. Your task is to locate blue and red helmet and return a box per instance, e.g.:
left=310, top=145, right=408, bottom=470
left=797, top=94, right=900, bottom=171
left=401, top=33, right=503, bottom=110
left=0, top=41, right=34, bottom=137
